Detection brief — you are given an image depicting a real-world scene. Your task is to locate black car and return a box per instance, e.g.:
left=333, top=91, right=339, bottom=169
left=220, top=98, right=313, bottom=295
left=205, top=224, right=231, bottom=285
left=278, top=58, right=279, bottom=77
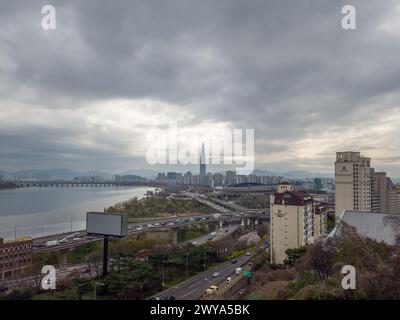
left=231, top=259, right=238, bottom=264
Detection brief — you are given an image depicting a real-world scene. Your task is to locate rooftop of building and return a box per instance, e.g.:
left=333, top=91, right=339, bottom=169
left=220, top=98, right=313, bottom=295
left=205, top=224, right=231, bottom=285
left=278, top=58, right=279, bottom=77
left=329, top=210, right=400, bottom=246
left=273, top=190, right=313, bottom=206
left=0, top=236, right=32, bottom=246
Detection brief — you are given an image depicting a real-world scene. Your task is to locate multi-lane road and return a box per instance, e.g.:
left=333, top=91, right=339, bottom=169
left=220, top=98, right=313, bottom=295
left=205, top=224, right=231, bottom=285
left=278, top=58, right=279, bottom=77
left=2, top=192, right=267, bottom=299
left=34, top=211, right=267, bottom=253
left=189, top=225, right=239, bottom=246
left=154, top=252, right=254, bottom=300
left=32, top=191, right=269, bottom=253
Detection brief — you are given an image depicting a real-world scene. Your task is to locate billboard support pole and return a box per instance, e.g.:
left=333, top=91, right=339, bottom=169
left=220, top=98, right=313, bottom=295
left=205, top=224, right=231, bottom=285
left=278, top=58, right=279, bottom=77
left=102, top=235, right=109, bottom=277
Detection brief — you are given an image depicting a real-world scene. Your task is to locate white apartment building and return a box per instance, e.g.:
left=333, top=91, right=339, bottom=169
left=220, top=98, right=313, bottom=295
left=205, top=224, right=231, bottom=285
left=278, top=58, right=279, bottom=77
left=270, top=183, right=315, bottom=265
left=335, top=151, right=372, bottom=219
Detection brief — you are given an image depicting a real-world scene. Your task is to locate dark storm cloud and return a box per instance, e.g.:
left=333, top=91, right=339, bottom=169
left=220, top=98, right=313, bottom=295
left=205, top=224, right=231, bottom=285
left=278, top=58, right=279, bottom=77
left=0, top=0, right=399, bottom=174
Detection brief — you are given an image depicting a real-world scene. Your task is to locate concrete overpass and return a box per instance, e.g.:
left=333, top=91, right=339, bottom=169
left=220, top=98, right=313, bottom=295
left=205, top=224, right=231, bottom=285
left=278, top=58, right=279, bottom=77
left=33, top=211, right=269, bottom=253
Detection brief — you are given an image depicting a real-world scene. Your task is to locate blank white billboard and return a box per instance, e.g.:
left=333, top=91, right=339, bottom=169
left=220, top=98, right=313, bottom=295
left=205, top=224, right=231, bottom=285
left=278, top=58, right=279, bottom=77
left=86, top=212, right=128, bottom=237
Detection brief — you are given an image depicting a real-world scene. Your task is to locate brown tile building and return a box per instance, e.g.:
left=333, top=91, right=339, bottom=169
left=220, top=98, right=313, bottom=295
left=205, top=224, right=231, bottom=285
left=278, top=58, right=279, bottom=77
left=0, top=237, right=33, bottom=280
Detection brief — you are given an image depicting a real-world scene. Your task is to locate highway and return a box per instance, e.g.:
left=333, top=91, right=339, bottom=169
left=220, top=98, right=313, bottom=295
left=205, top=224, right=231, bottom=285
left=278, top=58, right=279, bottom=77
left=184, top=191, right=251, bottom=212
left=32, top=213, right=231, bottom=252
left=189, top=225, right=239, bottom=246
left=154, top=252, right=253, bottom=300
left=33, top=211, right=267, bottom=253
left=1, top=192, right=267, bottom=298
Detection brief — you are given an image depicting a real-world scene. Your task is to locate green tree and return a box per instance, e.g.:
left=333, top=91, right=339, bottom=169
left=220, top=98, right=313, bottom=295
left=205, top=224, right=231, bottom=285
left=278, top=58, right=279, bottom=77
left=284, top=247, right=306, bottom=266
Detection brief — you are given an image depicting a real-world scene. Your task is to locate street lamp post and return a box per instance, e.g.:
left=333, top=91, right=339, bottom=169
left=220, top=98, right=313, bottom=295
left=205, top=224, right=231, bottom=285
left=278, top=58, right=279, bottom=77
left=162, top=260, right=167, bottom=286
left=185, top=254, right=189, bottom=279
left=161, top=260, right=174, bottom=288
left=94, top=282, right=105, bottom=300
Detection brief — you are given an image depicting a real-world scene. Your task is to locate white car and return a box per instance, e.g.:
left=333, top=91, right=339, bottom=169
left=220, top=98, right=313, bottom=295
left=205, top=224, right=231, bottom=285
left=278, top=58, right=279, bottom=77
left=212, top=272, right=221, bottom=278
left=147, top=224, right=154, bottom=228
left=226, top=277, right=232, bottom=283
left=136, top=226, right=143, bottom=231
left=154, top=223, right=161, bottom=227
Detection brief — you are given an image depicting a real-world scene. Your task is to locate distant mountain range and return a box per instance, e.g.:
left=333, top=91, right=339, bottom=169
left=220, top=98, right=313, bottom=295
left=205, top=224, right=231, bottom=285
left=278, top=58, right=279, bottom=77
left=118, top=169, right=160, bottom=179
left=252, top=169, right=334, bottom=179
left=0, top=168, right=113, bottom=179
left=2, top=168, right=398, bottom=183
left=0, top=168, right=162, bottom=180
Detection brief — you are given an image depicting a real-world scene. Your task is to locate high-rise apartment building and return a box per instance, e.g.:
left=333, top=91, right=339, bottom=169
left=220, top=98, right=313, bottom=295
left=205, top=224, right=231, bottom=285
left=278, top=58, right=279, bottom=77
left=213, top=173, right=224, bottom=187
left=371, top=171, right=399, bottom=214
left=199, top=143, right=206, bottom=185
left=225, top=171, right=235, bottom=186
left=371, top=170, right=387, bottom=213
left=387, top=178, right=399, bottom=214
left=270, top=183, right=316, bottom=265
left=334, top=152, right=372, bottom=219
left=395, top=185, right=400, bottom=214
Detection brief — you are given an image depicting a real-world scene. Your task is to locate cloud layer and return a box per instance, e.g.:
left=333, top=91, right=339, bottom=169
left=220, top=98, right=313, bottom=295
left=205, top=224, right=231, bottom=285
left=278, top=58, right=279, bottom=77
left=0, top=0, right=399, bottom=175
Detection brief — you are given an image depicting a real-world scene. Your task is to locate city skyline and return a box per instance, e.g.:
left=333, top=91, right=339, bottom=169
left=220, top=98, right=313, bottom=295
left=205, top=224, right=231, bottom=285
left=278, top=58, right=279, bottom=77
left=1, top=149, right=399, bottom=180
left=1, top=1, right=400, bottom=175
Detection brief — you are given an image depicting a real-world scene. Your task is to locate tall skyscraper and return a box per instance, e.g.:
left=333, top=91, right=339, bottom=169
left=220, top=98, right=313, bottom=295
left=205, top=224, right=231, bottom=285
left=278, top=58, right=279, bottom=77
left=335, top=151, right=372, bottom=219
left=199, top=143, right=206, bottom=185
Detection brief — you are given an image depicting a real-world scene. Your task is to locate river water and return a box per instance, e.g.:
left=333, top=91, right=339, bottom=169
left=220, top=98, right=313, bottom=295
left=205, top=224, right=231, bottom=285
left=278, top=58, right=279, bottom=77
left=0, top=186, right=154, bottom=240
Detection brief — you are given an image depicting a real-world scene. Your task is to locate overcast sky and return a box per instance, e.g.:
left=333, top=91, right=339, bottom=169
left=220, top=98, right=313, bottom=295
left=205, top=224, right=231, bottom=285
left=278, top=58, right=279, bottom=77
left=0, top=0, right=400, bottom=176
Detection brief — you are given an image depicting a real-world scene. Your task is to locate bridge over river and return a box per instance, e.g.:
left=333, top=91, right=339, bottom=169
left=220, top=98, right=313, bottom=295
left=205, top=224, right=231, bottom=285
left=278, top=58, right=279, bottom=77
left=15, top=180, right=162, bottom=188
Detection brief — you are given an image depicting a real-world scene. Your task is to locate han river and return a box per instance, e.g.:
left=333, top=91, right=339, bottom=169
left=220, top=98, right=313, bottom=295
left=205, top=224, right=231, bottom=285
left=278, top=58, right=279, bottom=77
left=0, top=186, right=154, bottom=240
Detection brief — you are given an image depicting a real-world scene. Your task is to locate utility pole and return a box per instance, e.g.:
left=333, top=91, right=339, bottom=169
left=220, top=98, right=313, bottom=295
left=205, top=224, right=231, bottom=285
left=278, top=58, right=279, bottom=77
left=102, top=236, right=109, bottom=277
left=162, top=260, right=166, bottom=286
left=186, top=254, right=189, bottom=279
